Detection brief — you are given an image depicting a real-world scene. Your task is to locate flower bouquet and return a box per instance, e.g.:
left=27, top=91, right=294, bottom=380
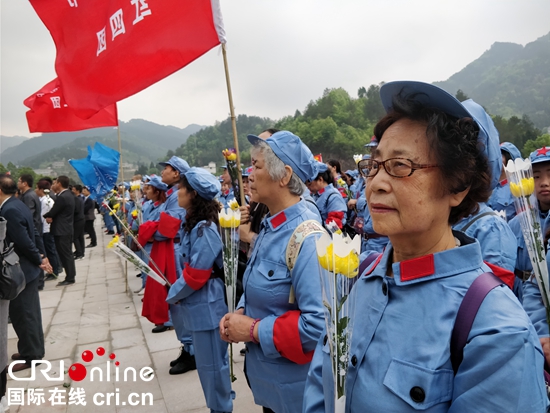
left=219, top=199, right=241, bottom=382
left=130, top=180, right=143, bottom=225
left=222, top=148, right=240, bottom=200
left=315, top=231, right=361, bottom=412
left=107, top=236, right=169, bottom=287
left=505, top=158, right=550, bottom=323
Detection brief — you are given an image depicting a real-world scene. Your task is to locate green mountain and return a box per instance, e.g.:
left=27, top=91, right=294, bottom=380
left=434, top=32, right=550, bottom=129
left=0, top=119, right=204, bottom=166
left=0, top=135, right=29, bottom=154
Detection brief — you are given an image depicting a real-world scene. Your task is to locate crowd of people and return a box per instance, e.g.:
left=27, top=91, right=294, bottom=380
left=1, top=80, right=550, bottom=412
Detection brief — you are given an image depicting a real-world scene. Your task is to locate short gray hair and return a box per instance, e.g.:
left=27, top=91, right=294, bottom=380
left=251, top=141, right=305, bottom=196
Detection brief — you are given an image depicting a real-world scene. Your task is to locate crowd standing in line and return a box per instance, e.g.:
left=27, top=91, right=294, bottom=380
left=1, top=81, right=550, bottom=413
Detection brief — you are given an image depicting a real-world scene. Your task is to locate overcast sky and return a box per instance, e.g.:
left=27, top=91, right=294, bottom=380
left=1, top=0, right=549, bottom=138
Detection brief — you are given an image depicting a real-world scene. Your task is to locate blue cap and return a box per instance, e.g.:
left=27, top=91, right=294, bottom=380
left=315, top=161, right=328, bottom=174
left=143, top=175, right=150, bottom=182
left=380, top=81, right=501, bottom=189
left=345, top=169, right=359, bottom=179
left=144, top=176, right=167, bottom=191
left=500, top=142, right=521, bottom=161
left=159, top=156, right=190, bottom=175
left=247, top=131, right=317, bottom=183
left=364, top=136, right=378, bottom=148
left=185, top=167, right=221, bottom=201
left=362, top=154, right=371, bottom=160
left=529, top=147, right=550, bottom=165
left=242, top=166, right=253, bottom=177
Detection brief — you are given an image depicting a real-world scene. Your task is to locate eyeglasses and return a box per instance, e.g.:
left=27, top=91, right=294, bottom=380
left=358, top=158, right=439, bottom=179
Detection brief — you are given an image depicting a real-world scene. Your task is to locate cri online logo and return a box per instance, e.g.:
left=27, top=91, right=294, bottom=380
left=8, top=347, right=155, bottom=382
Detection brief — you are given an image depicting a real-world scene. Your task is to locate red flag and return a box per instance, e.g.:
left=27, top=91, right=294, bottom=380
left=29, top=0, right=226, bottom=118
left=24, top=78, right=118, bottom=133
left=314, top=154, right=323, bottom=163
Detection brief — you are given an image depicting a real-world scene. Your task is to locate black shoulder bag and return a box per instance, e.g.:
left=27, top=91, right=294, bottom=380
left=0, top=217, right=26, bottom=300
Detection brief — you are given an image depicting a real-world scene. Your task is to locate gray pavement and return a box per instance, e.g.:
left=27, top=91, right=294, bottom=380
left=6, top=221, right=260, bottom=412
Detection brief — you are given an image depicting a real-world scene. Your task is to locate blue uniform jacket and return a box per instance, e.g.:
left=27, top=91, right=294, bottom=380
left=487, top=179, right=516, bottom=222
left=237, top=200, right=325, bottom=413
left=359, top=197, right=389, bottom=253
left=452, top=203, right=516, bottom=273
left=313, top=184, right=347, bottom=227
left=219, top=188, right=235, bottom=209
left=166, top=221, right=227, bottom=332
left=304, top=232, right=548, bottom=413
left=153, top=185, right=186, bottom=242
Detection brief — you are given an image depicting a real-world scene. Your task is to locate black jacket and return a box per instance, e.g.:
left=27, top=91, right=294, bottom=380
left=0, top=197, right=43, bottom=283
left=43, top=189, right=75, bottom=236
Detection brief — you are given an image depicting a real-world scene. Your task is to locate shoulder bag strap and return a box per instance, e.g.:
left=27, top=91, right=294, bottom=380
left=450, top=272, right=503, bottom=374
left=458, top=211, right=498, bottom=232
left=285, top=219, right=326, bottom=303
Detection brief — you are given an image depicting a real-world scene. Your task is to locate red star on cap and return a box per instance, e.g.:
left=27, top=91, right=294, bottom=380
left=537, top=147, right=550, bottom=156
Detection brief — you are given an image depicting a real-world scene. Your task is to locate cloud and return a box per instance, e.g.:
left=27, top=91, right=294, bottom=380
left=1, top=0, right=549, bottom=137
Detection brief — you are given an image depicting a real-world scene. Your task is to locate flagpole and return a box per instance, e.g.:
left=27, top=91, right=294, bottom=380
left=221, top=43, right=245, bottom=205
left=117, top=126, right=129, bottom=291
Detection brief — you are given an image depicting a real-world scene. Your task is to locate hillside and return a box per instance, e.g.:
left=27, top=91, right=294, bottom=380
left=434, top=32, right=550, bottom=129
left=0, top=120, right=204, bottom=166
left=0, top=135, right=29, bottom=154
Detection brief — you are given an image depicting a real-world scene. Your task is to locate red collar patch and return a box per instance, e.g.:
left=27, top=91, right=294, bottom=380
left=500, top=179, right=508, bottom=186
left=318, top=187, right=326, bottom=195
left=167, top=187, right=175, bottom=197
left=400, top=254, right=435, bottom=282
left=270, top=211, right=287, bottom=229
left=154, top=201, right=160, bottom=207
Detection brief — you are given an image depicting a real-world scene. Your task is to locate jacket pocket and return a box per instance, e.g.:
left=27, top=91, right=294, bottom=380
left=383, top=358, right=453, bottom=410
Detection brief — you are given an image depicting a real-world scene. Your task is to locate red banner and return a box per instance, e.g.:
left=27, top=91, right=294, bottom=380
left=314, top=154, right=323, bottom=163
left=29, top=0, right=225, bottom=118
left=24, top=78, right=118, bottom=133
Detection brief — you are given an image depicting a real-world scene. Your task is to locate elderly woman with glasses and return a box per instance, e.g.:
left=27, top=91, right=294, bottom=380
left=220, top=131, right=325, bottom=413
left=303, top=81, right=548, bottom=413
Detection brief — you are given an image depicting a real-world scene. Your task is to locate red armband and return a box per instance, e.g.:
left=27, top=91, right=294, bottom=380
left=484, top=262, right=515, bottom=290
left=273, top=310, right=314, bottom=365
left=183, top=265, right=213, bottom=291
left=137, top=221, right=159, bottom=245
left=158, top=212, right=182, bottom=238
left=326, top=211, right=344, bottom=229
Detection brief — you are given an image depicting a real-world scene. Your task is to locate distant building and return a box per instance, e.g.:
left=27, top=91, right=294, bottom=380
left=34, top=167, right=54, bottom=176
left=202, top=162, right=216, bottom=174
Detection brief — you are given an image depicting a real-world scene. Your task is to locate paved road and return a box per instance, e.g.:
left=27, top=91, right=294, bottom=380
left=6, top=221, right=261, bottom=412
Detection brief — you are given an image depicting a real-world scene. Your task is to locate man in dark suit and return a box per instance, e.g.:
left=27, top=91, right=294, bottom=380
left=18, top=174, right=46, bottom=290
left=43, top=176, right=77, bottom=286
left=82, top=186, right=97, bottom=247
left=71, top=185, right=85, bottom=259
left=0, top=176, right=51, bottom=372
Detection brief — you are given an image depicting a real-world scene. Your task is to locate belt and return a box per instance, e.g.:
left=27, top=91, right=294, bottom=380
left=514, top=269, right=532, bottom=281
left=361, top=233, right=384, bottom=241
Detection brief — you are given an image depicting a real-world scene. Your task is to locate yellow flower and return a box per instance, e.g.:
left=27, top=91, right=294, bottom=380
left=107, top=236, right=119, bottom=249
left=522, top=177, right=535, bottom=196
left=337, top=178, right=346, bottom=187
left=227, top=153, right=237, bottom=161
left=130, top=184, right=141, bottom=191
left=317, top=244, right=359, bottom=278
left=510, top=177, right=535, bottom=198
left=131, top=210, right=138, bottom=219
left=113, top=203, right=120, bottom=210
left=228, top=199, right=239, bottom=211
left=219, top=209, right=241, bottom=228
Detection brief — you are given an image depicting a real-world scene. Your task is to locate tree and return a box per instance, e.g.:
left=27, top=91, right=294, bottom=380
left=357, top=86, right=367, bottom=99
left=522, top=134, right=550, bottom=157
left=455, top=89, right=469, bottom=102
left=135, top=163, right=148, bottom=176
